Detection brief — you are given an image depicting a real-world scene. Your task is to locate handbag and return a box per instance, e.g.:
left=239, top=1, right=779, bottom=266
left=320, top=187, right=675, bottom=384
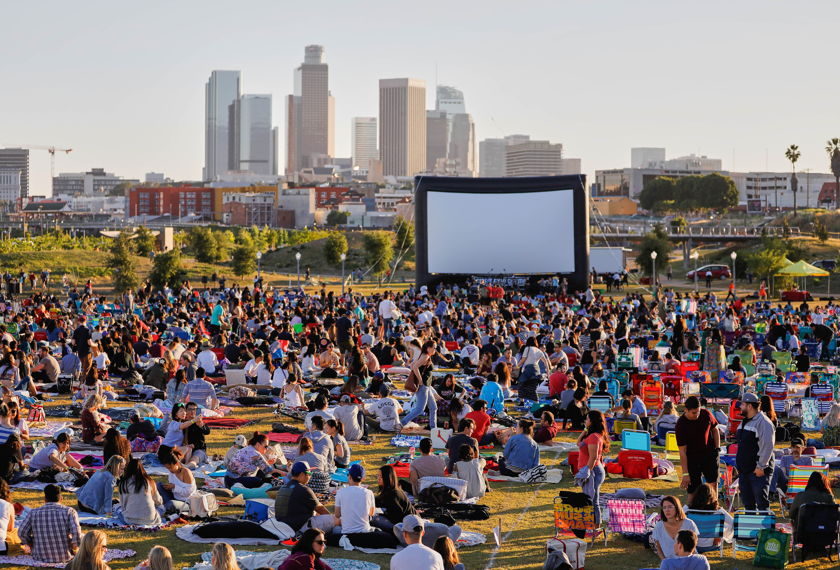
left=188, top=491, right=219, bottom=518
left=404, top=369, right=419, bottom=393
left=753, top=528, right=790, bottom=568
left=519, top=464, right=549, bottom=484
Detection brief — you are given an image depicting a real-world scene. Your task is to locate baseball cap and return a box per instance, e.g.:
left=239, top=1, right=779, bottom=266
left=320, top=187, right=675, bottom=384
left=291, top=461, right=311, bottom=476
left=340, top=394, right=352, bottom=404
left=741, top=392, right=760, bottom=404
left=402, top=514, right=425, bottom=533
left=37, top=341, right=49, bottom=349
left=348, top=463, right=365, bottom=481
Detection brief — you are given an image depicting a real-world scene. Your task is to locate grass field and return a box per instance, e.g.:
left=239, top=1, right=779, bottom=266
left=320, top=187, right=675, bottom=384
left=13, top=394, right=838, bottom=570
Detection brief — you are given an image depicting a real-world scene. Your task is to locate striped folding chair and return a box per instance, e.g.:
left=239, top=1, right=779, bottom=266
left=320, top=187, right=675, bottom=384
left=587, top=396, right=613, bottom=414
left=603, top=498, right=647, bottom=546
left=764, top=382, right=789, bottom=416
left=685, top=509, right=726, bottom=556
left=780, top=464, right=829, bottom=517
left=732, top=510, right=776, bottom=555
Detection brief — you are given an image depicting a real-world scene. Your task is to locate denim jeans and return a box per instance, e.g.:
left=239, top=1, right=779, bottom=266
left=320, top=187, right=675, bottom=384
left=580, top=464, right=606, bottom=524
left=739, top=469, right=771, bottom=511
left=402, top=384, right=437, bottom=428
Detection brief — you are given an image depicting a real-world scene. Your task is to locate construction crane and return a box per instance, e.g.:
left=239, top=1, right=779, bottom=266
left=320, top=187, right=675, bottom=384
left=1, top=144, right=73, bottom=180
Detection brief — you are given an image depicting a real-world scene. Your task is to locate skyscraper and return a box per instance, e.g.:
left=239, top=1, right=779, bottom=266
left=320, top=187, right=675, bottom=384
left=352, top=117, right=378, bottom=169
left=204, top=70, right=241, bottom=181
left=425, top=85, right=475, bottom=176
left=229, top=94, right=277, bottom=176
left=286, top=45, right=335, bottom=175
left=0, top=148, right=29, bottom=197
left=505, top=140, right=564, bottom=177
left=379, top=78, right=426, bottom=177
left=479, top=135, right=530, bottom=177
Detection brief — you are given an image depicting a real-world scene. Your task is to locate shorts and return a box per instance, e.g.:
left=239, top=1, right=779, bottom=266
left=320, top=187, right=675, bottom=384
left=687, top=453, right=719, bottom=494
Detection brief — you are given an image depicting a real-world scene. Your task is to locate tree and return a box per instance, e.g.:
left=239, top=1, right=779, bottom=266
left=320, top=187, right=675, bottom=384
left=363, top=231, right=394, bottom=285
left=673, top=176, right=702, bottom=211
left=393, top=216, right=415, bottom=260
left=785, top=144, right=801, bottom=215
left=326, top=210, right=350, bottom=227
left=134, top=226, right=156, bottom=256
left=230, top=243, right=257, bottom=276
left=638, top=177, right=675, bottom=211
left=670, top=216, right=688, bottom=234
left=696, top=173, right=739, bottom=210
left=149, top=248, right=183, bottom=289
left=324, top=232, right=348, bottom=266
left=109, top=231, right=138, bottom=293
left=635, top=224, right=673, bottom=278
left=826, top=138, right=840, bottom=210
left=814, top=217, right=829, bottom=242
left=747, top=248, right=788, bottom=283
left=189, top=227, right=219, bottom=263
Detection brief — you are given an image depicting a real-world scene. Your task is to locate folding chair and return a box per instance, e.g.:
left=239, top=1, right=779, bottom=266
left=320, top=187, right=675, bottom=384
left=779, top=464, right=829, bottom=517
left=764, top=382, right=789, bottom=416
left=587, top=396, right=612, bottom=414
left=554, top=496, right=600, bottom=545
left=683, top=352, right=702, bottom=363
left=612, top=419, right=637, bottom=437
left=603, top=498, right=647, bottom=546
left=630, top=373, right=653, bottom=395
left=685, top=509, right=726, bottom=556
left=786, top=371, right=808, bottom=385
left=732, top=510, right=776, bottom=555
left=662, top=375, right=683, bottom=403
left=718, top=465, right=739, bottom=511
left=687, top=370, right=711, bottom=383
left=727, top=399, right=743, bottom=437
left=791, top=502, right=840, bottom=562
left=664, top=432, right=679, bottom=458
left=772, top=351, right=794, bottom=372
left=621, top=429, right=651, bottom=452
left=754, top=373, right=776, bottom=396
left=809, top=383, right=835, bottom=415
left=604, top=377, right=621, bottom=402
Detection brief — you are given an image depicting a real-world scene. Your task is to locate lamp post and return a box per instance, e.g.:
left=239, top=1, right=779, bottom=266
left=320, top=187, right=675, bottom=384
left=340, top=252, right=347, bottom=294
left=295, top=252, right=301, bottom=289
left=731, top=251, right=737, bottom=291
left=650, top=250, right=658, bottom=288
left=256, top=251, right=262, bottom=280
left=691, top=251, right=699, bottom=291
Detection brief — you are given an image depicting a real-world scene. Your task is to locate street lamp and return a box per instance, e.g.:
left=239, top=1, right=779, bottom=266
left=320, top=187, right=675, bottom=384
left=295, top=252, right=302, bottom=289
left=340, top=252, right=347, bottom=294
left=256, top=251, right=262, bottom=281
left=731, top=251, right=737, bottom=291
left=650, top=250, right=658, bottom=288
left=691, top=251, right=699, bottom=291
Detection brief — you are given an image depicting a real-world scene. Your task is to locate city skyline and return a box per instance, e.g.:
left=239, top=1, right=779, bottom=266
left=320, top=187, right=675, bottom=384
left=4, top=1, right=840, bottom=193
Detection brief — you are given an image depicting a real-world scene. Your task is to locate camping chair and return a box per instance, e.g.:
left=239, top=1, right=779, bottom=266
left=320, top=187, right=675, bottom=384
left=612, top=419, right=637, bottom=437
left=664, top=432, right=679, bottom=458
left=683, top=351, right=702, bottom=363
left=699, top=383, right=742, bottom=402
left=617, top=353, right=635, bottom=370
left=604, top=377, right=621, bottom=402
left=630, top=373, right=654, bottom=395
left=754, top=373, right=776, bottom=396
left=732, top=510, right=776, bottom=555
left=779, top=464, right=829, bottom=517
left=603, top=498, right=647, bottom=546
left=786, top=371, right=808, bottom=385
left=718, top=370, right=745, bottom=384
left=810, top=382, right=836, bottom=414
left=728, top=399, right=744, bottom=437
left=718, top=465, right=739, bottom=511
left=772, top=351, right=794, bottom=373
left=554, top=496, right=600, bottom=545
left=587, top=396, right=613, bottom=414
left=792, top=502, right=840, bottom=562
left=764, top=382, right=790, bottom=416
left=685, top=509, right=726, bottom=556
left=662, top=375, right=683, bottom=404
left=803, top=341, right=822, bottom=361
left=687, top=370, right=711, bottom=383
left=641, top=380, right=664, bottom=415
left=620, top=429, right=651, bottom=452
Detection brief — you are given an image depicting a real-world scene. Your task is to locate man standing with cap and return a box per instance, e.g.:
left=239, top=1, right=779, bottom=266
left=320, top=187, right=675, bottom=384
left=735, top=392, right=776, bottom=511
left=675, top=395, right=719, bottom=504
left=275, top=461, right=333, bottom=533
left=334, top=464, right=374, bottom=534
left=390, top=514, right=444, bottom=570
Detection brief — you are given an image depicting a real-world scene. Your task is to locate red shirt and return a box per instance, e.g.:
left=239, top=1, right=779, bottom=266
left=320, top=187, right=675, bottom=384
left=535, top=423, right=559, bottom=443
left=549, top=371, right=568, bottom=397
left=465, top=410, right=491, bottom=442
left=577, top=432, right=605, bottom=470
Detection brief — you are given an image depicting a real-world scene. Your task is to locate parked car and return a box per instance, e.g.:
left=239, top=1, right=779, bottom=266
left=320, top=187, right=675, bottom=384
left=812, top=259, right=837, bottom=271
left=686, top=264, right=732, bottom=280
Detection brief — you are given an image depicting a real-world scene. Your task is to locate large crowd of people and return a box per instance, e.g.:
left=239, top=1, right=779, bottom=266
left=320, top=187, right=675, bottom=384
left=0, top=275, right=838, bottom=569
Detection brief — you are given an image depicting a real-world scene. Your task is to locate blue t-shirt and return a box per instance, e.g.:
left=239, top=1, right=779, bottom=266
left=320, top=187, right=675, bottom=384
left=659, top=553, right=710, bottom=570
left=479, top=381, right=505, bottom=414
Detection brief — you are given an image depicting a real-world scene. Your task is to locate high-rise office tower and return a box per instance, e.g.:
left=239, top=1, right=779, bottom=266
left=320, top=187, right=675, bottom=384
left=379, top=78, right=426, bottom=177
left=204, top=70, right=241, bottom=181
left=229, top=94, right=277, bottom=176
left=425, top=85, right=475, bottom=176
left=479, top=135, right=531, bottom=177
left=505, top=140, right=564, bottom=177
left=0, top=148, right=29, bottom=197
left=352, top=117, right=378, bottom=169
left=286, top=45, right=335, bottom=175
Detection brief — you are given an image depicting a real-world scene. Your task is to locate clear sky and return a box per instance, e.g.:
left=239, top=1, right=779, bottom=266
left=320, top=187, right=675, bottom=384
left=3, top=1, right=839, bottom=194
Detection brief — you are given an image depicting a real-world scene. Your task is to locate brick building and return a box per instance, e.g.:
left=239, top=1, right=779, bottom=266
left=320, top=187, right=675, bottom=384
left=128, top=186, right=214, bottom=218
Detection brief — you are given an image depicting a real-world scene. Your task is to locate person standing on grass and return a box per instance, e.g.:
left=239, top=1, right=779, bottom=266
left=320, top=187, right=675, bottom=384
left=735, top=392, right=775, bottom=511
left=575, top=410, right=609, bottom=524
left=675, top=396, right=719, bottom=505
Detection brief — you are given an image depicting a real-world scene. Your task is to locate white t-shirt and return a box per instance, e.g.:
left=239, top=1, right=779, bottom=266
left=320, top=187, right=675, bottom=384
left=0, top=499, right=12, bottom=543
left=271, top=368, right=289, bottom=390
left=334, top=485, right=374, bottom=533
left=520, top=346, right=546, bottom=367
left=196, top=350, right=218, bottom=372
left=379, top=299, right=397, bottom=319
left=389, top=543, right=444, bottom=570
left=372, top=397, right=400, bottom=431
left=93, top=352, right=110, bottom=370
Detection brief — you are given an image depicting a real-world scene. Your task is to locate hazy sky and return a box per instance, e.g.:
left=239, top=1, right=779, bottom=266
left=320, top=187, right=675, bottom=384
left=3, top=1, right=840, bottom=194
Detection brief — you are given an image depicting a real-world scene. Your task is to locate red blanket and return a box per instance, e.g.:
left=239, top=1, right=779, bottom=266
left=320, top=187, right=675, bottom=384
left=268, top=432, right=302, bottom=444
left=201, top=418, right=254, bottom=429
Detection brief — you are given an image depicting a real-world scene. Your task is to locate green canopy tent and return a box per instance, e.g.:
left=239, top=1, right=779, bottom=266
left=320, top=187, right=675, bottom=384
left=774, top=259, right=830, bottom=297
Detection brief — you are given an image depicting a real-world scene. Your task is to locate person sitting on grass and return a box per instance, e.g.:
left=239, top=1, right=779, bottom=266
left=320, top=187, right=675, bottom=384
left=659, top=530, right=710, bottom=570
left=497, top=419, right=540, bottom=477
left=277, top=527, right=334, bottom=570
left=409, top=437, right=446, bottom=496
left=18, top=484, right=81, bottom=564
left=77, top=455, right=125, bottom=516
left=534, top=411, right=559, bottom=444
left=652, top=496, right=699, bottom=561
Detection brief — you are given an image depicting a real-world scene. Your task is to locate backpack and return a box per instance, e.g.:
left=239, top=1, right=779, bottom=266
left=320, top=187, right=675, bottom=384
left=188, top=491, right=219, bottom=518
left=28, top=404, right=45, bottom=424
left=418, top=483, right=458, bottom=505
left=796, top=502, right=840, bottom=561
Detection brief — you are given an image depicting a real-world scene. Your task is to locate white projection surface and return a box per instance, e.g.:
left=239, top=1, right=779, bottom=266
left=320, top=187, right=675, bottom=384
left=426, top=190, right=576, bottom=275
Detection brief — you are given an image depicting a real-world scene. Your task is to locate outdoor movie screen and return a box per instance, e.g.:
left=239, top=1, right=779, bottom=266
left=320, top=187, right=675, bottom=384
left=425, top=189, right=576, bottom=275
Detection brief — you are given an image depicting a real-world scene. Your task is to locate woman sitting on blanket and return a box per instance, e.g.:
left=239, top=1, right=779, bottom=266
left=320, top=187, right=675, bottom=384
left=210, top=542, right=242, bottom=570
left=77, top=455, right=125, bottom=516
left=278, top=527, right=333, bottom=570
left=497, top=419, right=540, bottom=477
left=65, top=529, right=109, bottom=570
left=157, top=403, right=194, bottom=464
left=0, top=433, right=25, bottom=484
left=156, top=451, right=196, bottom=514
left=117, top=458, right=163, bottom=526
left=28, top=431, right=84, bottom=473
left=5, top=400, right=28, bottom=441
left=135, top=545, right=174, bottom=570
left=226, top=431, right=285, bottom=489
left=80, top=394, right=110, bottom=445
left=103, top=428, right=131, bottom=464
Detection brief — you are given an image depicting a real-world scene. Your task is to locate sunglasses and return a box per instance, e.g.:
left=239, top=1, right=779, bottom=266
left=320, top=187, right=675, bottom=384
left=313, top=539, right=327, bottom=545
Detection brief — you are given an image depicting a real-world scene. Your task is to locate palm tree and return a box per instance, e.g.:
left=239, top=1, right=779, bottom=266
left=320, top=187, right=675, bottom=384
left=826, top=138, right=840, bottom=210
left=785, top=144, right=800, bottom=214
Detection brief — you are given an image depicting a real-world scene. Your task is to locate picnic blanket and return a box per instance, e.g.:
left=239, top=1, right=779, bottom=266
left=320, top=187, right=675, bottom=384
left=201, top=417, right=254, bottom=429
left=350, top=531, right=486, bottom=554
left=267, top=432, right=301, bottom=444
left=28, top=421, right=72, bottom=438
left=185, top=549, right=379, bottom=570
left=390, top=434, right=423, bottom=448
left=538, top=442, right=577, bottom=453
left=176, top=524, right=280, bottom=546
left=487, top=468, right=564, bottom=483
left=0, top=548, right=135, bottom=568
left=78, top=514, right=173, bottom=531
left=11, top=481, right=79, bottom=492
